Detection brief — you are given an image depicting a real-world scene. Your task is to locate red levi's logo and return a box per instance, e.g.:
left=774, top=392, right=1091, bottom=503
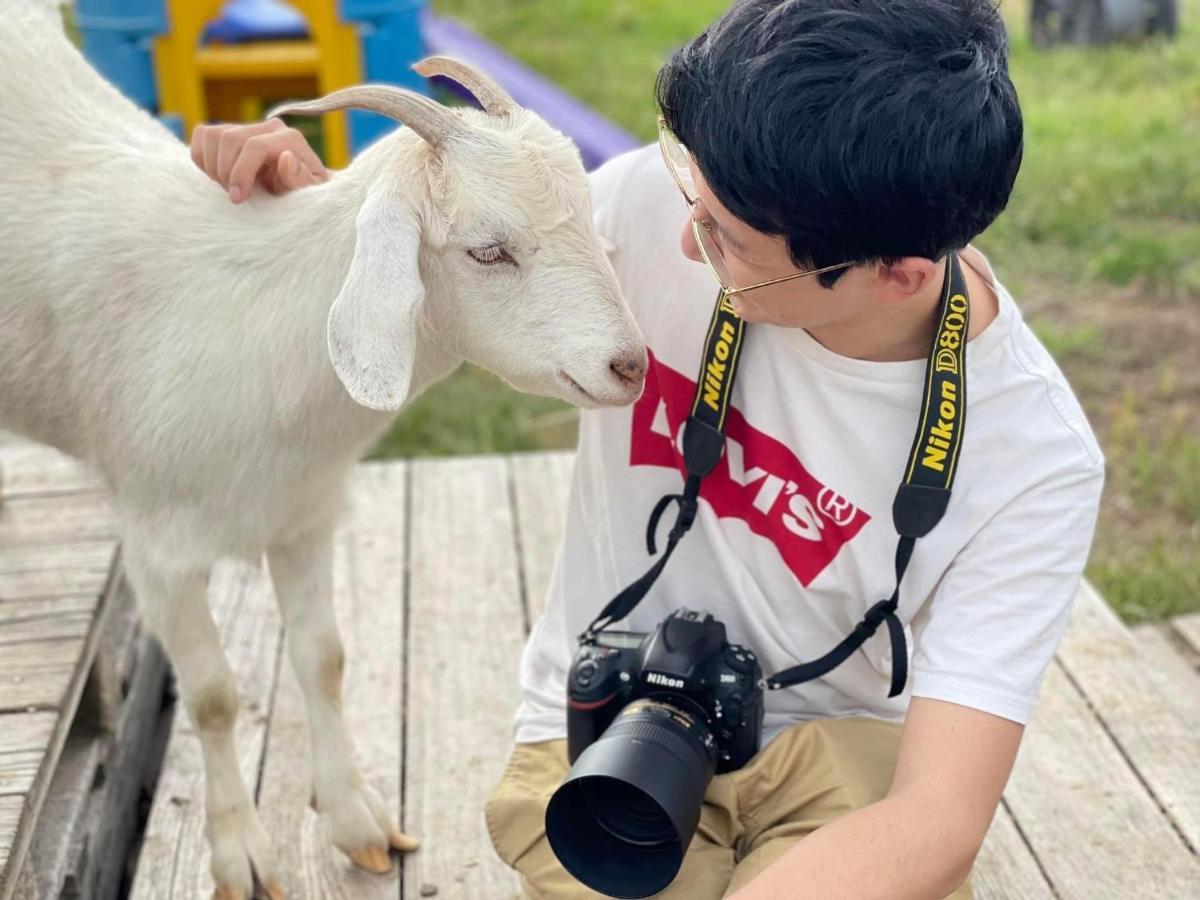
left=630, top=351, right=870, bottom=587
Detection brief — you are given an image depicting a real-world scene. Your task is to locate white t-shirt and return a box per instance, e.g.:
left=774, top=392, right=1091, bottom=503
left=514, top=146, right=1104, bottom=745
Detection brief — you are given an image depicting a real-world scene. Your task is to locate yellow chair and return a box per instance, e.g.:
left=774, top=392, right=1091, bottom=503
left=153, top=0, right=362, bottom=167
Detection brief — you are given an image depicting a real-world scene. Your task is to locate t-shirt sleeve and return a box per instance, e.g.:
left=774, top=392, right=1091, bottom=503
left=908, top=458, right=1105, bottom=725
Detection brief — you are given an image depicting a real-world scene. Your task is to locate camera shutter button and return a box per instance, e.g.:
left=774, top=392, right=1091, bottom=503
left=576, top=661, right=598, bottom=687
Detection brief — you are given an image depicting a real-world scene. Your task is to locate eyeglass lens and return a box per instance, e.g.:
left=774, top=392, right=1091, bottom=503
left=660, top=128, right=698, bottom=204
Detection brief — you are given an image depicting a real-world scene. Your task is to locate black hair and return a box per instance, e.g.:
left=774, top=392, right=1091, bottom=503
left=656, top=0, right=1023, bottom=286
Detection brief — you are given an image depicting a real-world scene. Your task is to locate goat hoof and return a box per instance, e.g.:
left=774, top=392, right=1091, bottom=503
left=389, top=829, right=420, bottom=852
left=264, top=880, right=286, bottom=900
left=349, top=844, right=393, bottom=874
left=212, top=887, right=247, bottom=900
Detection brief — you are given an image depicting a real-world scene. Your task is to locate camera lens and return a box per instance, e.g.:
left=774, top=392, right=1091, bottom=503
left=582, top=778, right=676, bottom=847
left=545, top=698, right=717, bottom=899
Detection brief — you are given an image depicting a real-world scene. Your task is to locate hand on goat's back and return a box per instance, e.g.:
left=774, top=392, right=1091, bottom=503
left=190, top=117, right=328, bottom=203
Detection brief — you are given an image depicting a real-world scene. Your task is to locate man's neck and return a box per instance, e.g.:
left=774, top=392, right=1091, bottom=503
left=805, top=253, right=999, bottom=363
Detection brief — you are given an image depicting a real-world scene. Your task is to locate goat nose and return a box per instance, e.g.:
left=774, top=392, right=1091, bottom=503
left=609, top=351, right=647, bottom=388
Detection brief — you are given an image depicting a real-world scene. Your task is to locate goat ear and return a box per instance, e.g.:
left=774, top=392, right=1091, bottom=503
left=327, top=189, right=424, bottom=411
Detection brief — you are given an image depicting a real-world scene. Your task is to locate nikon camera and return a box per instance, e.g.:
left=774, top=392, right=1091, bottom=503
left=545, top=608, right=764, bottom=899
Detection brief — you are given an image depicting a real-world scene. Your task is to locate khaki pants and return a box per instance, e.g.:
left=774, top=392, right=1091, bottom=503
left=486, top=716, right=972, bottom=899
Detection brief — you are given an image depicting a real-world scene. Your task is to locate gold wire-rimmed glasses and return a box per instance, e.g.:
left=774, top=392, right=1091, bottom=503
left=656, top=115, right=853, bottom=295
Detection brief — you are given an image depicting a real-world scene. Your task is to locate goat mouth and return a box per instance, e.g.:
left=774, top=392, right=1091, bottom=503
left=557, top=370, right=600, bottom=405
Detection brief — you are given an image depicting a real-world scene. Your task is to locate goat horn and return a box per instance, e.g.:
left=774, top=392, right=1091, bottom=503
left=412, top=55, right=517, bottom=118
left=267, top=86, right=458, bottom=147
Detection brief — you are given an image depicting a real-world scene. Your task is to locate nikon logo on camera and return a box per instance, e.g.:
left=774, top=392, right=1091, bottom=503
left=646, top=671, right=686, bottom=689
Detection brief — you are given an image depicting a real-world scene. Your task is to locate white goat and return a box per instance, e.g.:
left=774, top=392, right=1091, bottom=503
left=0, top=3, right=645, bottom=896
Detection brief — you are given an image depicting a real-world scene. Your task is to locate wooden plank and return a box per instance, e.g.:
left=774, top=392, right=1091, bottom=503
left=0, top=798, right=22, bottom=878
left=0, top=639, right=89, bottom=713
left=10, top=860, right=35, bottom=900
left=403, top=457, right=524, bottom=900
left=508, top=451, right=574, bottom=625
left=974, top=802, right=1055, bottom=900
left=0, top=542, right=116, bottom=601
left=16, top=574, right=170, bottom=900
left=0, top=595, right=96, bottom=626
left=257, top=462, right=406, bottom=900
left=0, top=553, right=117, bottom=900
left=0, top=713, right=57, bottom=796
left=0, top=612, right=93, bottom=649
left=1172, top=612, right=1200, bottom=655
left=1003, top=661, right=1198, bottom=898
left=0, top=494, right=116, bottom=548
left=129, top=560, right=284, bottom=900
left=1132, top=623, right=1200, bottom=732
left=0, top=445, right=102, bottom=499
left=1055, top=582, right=1200, bottom=853
left=0, top=599, right=99, bottom=711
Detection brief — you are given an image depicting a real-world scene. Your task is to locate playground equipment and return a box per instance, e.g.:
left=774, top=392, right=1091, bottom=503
left=76, top=0, right=638, bottom=171
left=75, top=0, right=428, bottom=167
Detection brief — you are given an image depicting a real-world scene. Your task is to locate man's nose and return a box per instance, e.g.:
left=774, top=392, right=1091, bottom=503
left=680, top=216, right=704, bottom=263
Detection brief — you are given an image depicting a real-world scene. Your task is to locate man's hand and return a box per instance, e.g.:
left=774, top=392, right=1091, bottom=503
left=732, top=698, right=1024, bottom=900
left=190, top=118, right=328, bottom=203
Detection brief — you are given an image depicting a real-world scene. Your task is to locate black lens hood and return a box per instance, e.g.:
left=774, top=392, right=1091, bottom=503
left=545, top=699, right=717, bottom=898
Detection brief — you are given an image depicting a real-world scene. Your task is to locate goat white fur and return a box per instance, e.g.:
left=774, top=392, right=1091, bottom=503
left=0, top=3, right=645, bottom=895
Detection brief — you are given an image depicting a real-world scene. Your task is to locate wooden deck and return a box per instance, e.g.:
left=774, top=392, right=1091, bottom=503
left=1, top=442, right=1198, bottom=899
left=0, top=434, right=176, bottom=900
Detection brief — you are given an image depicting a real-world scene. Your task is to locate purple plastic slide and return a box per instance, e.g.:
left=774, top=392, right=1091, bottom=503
left=421, top=11, right=640, bottom=170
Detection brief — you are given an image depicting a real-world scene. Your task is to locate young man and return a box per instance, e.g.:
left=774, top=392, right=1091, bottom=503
left=194, top=2, right=1104, bottom=897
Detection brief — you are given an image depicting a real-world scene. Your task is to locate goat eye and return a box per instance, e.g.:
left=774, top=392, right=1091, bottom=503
left=468, top=244, right=516, bottom=266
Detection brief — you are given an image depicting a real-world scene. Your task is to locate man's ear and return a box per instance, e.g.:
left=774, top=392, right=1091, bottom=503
left=873, top=256, right=942, bottom=303
left=327, top=188, right=424, bottom=411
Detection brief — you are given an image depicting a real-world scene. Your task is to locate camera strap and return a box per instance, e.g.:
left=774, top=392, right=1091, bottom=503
left=583, top=290, right=744, bottom=636
left=584, top=255, right=969, bottom=700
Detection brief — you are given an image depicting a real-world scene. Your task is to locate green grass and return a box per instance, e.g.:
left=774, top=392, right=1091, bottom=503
left=387, top=2, right=1200, bottom=623
left=369, top=367, right=577, bottom=458
left=431, top=0, right=731, bottom=141
left=1091, top=540, right=1200, bottom=623
left=981, top=0, right=1200, bottom=296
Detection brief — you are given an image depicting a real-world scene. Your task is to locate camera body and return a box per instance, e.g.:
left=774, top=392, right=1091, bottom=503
left=566, top=607, right=765, bottom=774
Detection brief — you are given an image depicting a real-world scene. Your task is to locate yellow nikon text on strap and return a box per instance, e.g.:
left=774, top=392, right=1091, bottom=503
left=695, top=292, right=745, bottom=426
left=920, top=291, right=969, bottom=475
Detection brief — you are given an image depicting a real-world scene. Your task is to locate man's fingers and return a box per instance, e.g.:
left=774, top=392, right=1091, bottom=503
left=285, top=136, right=328, bottom=184
left=216, top=118, right=285, bottom=189
left=190, top=118, right=324, bottom=201
left=201, top=124, right=229, bottom=183
left=226, top=132, right=284, bottom=202
left=189, top=124, right=207, bottom=172
left=277, top=150, right=320, bottom=192
left=227, top=131, right=324, bottom=202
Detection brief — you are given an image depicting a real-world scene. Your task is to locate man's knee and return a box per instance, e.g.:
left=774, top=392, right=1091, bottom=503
left=485, top=741, right=569, bottom=872
left=486, top=740, right=737, bottom=900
